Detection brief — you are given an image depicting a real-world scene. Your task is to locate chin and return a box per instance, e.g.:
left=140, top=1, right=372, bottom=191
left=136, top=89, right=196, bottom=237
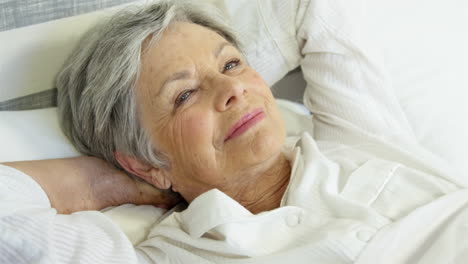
left=248, top=128, right=285, bottom=164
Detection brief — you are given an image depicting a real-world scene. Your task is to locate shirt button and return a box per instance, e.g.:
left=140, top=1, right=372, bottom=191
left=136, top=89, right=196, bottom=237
left=286, top=214, right=300, bottom=227
left=357, top=230, right=374, bottom=242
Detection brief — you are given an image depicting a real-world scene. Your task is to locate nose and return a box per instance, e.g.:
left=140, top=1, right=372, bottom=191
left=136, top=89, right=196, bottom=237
left=213, top=75, right=246, bottom=112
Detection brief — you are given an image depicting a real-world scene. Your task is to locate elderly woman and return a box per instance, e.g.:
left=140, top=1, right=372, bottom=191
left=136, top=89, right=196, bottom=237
left=1, top=0, right=464, bottom=263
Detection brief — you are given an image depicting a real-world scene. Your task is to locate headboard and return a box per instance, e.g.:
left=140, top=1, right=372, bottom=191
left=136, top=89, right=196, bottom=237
left=1, top=0, right=138, bottom=32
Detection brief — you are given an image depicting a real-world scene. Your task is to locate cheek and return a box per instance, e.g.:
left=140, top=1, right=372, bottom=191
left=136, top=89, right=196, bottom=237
left=250, top=71, right=286, bottom=146
left=181, top=112, right=212, bottom=142
left=168, top=108, right=215, bottom=164
left=248, top=70, right=268, bottom=88
left=245, top=70, right=274, bottom=99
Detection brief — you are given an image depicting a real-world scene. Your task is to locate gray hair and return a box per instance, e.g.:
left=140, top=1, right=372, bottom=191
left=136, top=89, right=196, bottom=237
left=56, top=0, right=241, bottom=171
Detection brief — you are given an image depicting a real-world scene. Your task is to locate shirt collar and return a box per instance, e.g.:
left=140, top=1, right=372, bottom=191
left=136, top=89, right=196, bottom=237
left=280, top=137, right=303, bottom=207
left=178, top=189, right=253, bottom=238
left=177, top=136, right=304, bottom=238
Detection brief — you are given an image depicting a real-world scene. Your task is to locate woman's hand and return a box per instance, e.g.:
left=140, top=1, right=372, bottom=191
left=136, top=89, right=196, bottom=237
left=3, top=156, right=182, bottom=214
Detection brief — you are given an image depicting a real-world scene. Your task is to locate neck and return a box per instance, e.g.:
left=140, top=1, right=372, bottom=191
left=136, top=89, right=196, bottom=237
left=232, top=153, right=291, bottom=214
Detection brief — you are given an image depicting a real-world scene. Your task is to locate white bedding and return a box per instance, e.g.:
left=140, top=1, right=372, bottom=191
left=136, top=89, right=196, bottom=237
left=365, top=0, right=468, bottom=176
left=0, top=0, right=466, bottom=257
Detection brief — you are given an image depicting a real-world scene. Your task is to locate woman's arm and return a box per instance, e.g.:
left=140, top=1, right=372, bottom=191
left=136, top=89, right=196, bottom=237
left=0, top=158, right=181, bottom=263
left=258, top=0, right=417, bottom=144
left=298, top=0, right=416, bottom=142
left=2, top=157, right=181, bottom=214
left=0, top=162, right=136, bottom=263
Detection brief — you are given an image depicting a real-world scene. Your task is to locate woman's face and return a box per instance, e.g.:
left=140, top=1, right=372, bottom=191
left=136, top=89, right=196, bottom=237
left=136, top=22, right=286, bottom=202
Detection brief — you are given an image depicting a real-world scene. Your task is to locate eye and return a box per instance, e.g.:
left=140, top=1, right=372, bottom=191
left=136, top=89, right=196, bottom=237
left=223, top=59, right=240, bottom=72
left=175, top=90, right=194, bottom=107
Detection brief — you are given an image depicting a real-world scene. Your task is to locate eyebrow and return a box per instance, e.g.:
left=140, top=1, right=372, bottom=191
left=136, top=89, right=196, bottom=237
left=157, top=42, right=234, bottom=96
left=213, top=41, right=232, bottom=58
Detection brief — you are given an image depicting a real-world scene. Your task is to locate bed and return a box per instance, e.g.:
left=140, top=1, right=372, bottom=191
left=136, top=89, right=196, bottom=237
left=1, top=0, right=467, bottom=258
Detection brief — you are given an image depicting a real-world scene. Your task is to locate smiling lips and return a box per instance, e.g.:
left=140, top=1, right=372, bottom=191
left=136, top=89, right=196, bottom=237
left=224, top=108, right=265, bottom=142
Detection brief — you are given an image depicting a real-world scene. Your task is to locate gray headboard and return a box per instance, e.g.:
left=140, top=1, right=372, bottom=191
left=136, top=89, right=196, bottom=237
left=0, top=0, right=139, bottom=32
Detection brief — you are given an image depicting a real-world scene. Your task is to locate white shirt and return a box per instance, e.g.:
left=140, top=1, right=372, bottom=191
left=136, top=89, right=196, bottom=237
left=1, top=0, right=466, bottom=263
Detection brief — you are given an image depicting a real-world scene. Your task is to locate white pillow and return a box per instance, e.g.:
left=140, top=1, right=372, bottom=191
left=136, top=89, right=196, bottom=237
left=0, top=108, right=80, bottom=162
left=101, top=204, right=167, bottom=245
left=365, top=0, right=468, bottom=175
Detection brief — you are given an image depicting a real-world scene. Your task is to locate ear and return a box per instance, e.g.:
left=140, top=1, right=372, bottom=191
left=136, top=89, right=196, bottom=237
left=114, top=151, right=172, bottom=189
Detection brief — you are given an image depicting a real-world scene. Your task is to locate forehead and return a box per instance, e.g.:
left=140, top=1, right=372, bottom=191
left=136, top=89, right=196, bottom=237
left=142, top=22, right=227, bottom=70
left=136, top=22, right=229, bottom=94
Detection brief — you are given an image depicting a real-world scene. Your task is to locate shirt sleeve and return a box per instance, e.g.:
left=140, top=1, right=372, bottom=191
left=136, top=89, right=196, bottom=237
left=0, top=164, right=146, bottom=264
left=264, top=0, right=418, bottom=144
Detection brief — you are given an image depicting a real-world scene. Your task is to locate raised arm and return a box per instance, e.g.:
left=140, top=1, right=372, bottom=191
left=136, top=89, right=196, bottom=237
left=259, top=0, right=417, bottom=144
left=3, top=157, right=180, bottom=213
left=0, top=158, right=180, bottom=263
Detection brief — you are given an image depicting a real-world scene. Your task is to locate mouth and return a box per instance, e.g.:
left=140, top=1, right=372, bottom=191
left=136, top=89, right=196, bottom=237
left=224, top=108, right=265, bottom=143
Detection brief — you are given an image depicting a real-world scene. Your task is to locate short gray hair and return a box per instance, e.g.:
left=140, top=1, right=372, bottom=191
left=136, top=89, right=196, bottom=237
left=56, top=0, right=241, bottom=171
